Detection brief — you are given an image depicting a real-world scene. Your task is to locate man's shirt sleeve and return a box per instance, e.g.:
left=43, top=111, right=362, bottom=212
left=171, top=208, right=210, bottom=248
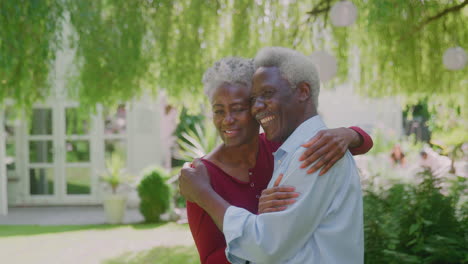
left=223, top=149, right=354, bottom=263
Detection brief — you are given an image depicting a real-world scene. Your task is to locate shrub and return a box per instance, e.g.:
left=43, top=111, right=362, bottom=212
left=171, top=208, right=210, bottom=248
left=364, top=170, right=468, bottom=264
left=137, top=167, right=171, bottom=223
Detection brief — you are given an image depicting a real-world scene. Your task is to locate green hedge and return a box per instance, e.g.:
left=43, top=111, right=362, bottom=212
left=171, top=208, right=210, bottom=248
left=364, top=170, right=467, bottom=263
left=137, top=167, right=171, bottom=223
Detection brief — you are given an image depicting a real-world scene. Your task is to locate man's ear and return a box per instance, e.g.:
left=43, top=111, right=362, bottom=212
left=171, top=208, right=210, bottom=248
left=296, top=82, right=311, bottom=102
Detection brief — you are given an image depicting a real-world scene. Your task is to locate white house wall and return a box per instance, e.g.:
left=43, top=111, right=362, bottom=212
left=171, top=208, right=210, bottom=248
left=319, top=84, right=402, bottom=138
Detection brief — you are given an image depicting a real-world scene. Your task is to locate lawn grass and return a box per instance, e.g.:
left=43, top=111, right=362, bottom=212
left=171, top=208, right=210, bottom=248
left=0, top=223, right=166, bottom=237
left=103, top=246, right=200, bottom=264
left=0, top=222, right=199, bottom=263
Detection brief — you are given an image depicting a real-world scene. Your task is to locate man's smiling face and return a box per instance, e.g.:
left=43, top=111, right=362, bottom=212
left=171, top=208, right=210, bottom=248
left=250, top=66, right=299, bottom=142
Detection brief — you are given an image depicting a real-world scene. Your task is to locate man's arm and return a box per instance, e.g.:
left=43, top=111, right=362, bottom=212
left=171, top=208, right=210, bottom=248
left=180, top=152, right=361, bottom=263
left=223, top=151, right=358, bottom=263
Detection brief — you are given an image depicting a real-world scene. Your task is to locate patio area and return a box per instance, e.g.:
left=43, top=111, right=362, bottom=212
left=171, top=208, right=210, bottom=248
left=0, top=206, right=144, bottom=225
left=0, top=207, right=197, bottom=264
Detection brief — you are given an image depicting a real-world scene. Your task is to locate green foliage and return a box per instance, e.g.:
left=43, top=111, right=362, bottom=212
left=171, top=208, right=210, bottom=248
left=137, top=167, right=171, bottom=223
left=368, top=128, right=398, bottom=155
left=1, top=0, right=466, bottom=110
left=175, top=117, right=220, bottom=162
left=364, top=170, right=467, bottom=263
left=67, top=0, right=151, bottom=108
left=100, top=153, right=132, bottom=194
left=174, top=107, right=205, bottom=142
left=354, top=0, right=467, bottom=102
left=0, top=0, right=64, bottom=109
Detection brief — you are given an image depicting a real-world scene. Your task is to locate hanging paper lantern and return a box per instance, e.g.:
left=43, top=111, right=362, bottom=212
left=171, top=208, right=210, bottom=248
left=310, top=51, right=337, bottom=82
left=330, top=1, right=358, bottom=27
left=443, top=46, right=467, bottom=70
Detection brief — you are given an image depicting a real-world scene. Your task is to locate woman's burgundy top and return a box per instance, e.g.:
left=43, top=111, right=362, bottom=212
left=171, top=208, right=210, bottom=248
left=187, top=128, right=373, bottom=264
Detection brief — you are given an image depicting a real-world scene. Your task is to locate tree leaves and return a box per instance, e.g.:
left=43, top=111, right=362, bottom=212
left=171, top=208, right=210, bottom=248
left=1, top=0, right=466, bottom=112
left=0, top=0, right=64, bottom=109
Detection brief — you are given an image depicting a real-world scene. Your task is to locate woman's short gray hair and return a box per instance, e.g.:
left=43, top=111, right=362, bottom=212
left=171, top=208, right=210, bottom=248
left=202, top=57, right=255, bottom=100
left=254, top=47, right=320, bottom=108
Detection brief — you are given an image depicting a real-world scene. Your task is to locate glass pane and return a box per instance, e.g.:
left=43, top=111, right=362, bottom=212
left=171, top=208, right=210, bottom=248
left=66, top=140, right=90, bottom=162
left=66, top=108, right=90, bottom=135
left=4, top=108, right=16, bottom=177
left=30, top=108, right=53, bottom=135
left=30, top=168, right=54, bottom=195
left=29, top=140, right=53, bottom=163
left=4, top=108, right=16, bottom=138
left=6, top=141, right=15, bottom=171
left=66, top=167, right=91, bottom=195
left=104, top=104, right=127, bottom=135
left=105, top=139, right=126, bottom=163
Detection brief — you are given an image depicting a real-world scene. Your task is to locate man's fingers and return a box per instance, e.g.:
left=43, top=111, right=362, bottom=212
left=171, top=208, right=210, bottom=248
left=259, top=192, right=299, bottom=203
left=260, top=207, right=287, bottom=214
left=259, top=199, right=296, bottom=212
left=261, top=199, right=296, bottom=208
left=273, top=173, right=284, bottom=187
left=261, top=186, right=296, bottom=196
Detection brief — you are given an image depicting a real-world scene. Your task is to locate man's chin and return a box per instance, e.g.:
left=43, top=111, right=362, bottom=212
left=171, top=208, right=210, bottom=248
left=265, top=130, right=280, bottom=142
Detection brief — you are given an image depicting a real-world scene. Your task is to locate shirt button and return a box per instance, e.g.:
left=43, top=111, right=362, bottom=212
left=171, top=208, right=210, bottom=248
left=256, top=195, right=260, bottom=199
left=249, top=172, right=252, bottom=176
left=250, top=182, right=254, bottom=187
left=278, top=160, right=282, bottom=164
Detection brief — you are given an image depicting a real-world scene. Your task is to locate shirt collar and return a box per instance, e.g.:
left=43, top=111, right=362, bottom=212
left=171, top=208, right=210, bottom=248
left=278, top=115, right=326, bottom=154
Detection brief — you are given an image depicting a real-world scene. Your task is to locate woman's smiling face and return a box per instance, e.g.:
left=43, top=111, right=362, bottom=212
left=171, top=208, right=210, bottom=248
left=211, top=82, right=260, bottom=147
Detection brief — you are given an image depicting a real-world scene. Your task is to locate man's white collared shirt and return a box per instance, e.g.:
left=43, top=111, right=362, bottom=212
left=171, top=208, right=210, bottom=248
left=223, top=116, right=364, bottom=264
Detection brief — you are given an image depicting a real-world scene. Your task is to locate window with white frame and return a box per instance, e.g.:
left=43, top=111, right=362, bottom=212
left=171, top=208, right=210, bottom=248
left=103, top=104, right=127, bottom=164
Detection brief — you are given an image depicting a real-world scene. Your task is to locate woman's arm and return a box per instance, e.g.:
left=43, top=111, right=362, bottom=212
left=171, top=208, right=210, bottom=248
left=348, top=126, right=373, bottom=155
left=186, top=201, right=230, bottom=264
left=299, top=126, right=373, bottom=175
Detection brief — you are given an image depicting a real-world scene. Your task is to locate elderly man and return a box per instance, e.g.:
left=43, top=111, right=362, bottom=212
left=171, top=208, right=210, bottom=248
left=179, top=47, right=364, bottom=264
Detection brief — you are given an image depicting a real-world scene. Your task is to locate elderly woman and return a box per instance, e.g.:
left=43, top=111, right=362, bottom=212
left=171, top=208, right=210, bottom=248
left=186, top=57, right=372, bottom=264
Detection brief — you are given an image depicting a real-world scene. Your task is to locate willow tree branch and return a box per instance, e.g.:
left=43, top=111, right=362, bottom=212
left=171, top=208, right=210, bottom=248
left=401, top=0, right=468, bottom=40
left=306, top=0, right=333, bottom=17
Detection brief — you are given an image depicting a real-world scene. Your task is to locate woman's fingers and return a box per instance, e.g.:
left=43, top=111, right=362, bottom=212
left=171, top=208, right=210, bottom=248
left=300, top=131, right=348, bottom=175
left=319, top=155, right=342, bottom=176
left=299, top=132, right=326, bottom=161
left=300, top=144, right=329, bottom=170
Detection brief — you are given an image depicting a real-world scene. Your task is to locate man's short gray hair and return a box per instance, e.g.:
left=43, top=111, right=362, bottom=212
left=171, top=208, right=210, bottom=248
left=202, top=57, right=255, bottom=100
left=254, top=47, right=320, bottom=108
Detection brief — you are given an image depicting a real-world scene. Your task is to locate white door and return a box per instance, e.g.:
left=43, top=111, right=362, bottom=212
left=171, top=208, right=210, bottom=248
left=22, top=103, right=128, bottom=205
left=62, top=106, right=96, bottom=202
left=26, top=106, right=57, bottom=203
left=24, top=104, right=98, bottom=204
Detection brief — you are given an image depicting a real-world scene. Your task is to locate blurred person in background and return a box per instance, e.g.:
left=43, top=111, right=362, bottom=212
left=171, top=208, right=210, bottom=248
left=390, top=144, right=406, bottom=167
